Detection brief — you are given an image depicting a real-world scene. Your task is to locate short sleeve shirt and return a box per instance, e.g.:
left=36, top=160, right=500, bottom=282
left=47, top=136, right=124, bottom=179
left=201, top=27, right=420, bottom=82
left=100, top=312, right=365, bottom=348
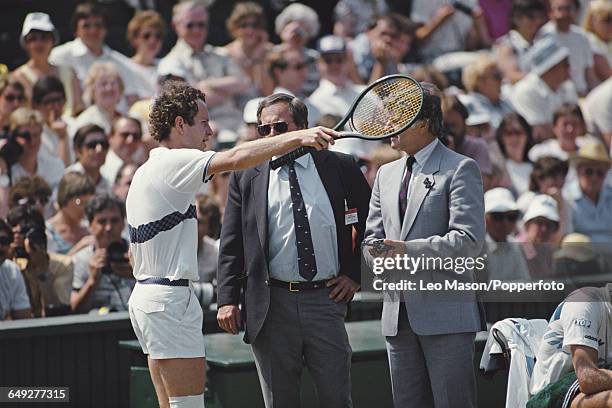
left=0, top=259, right=31, bottom=320
left=531, top=285, right=612, bottom=395
left=126, top=147, right=215, bottom=281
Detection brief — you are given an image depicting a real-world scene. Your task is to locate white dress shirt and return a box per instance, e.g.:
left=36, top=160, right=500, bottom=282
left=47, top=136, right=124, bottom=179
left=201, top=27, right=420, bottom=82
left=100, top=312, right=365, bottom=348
left=267, top=154, right=339, bottom=282
left=404, top=138, right=439, bottom=202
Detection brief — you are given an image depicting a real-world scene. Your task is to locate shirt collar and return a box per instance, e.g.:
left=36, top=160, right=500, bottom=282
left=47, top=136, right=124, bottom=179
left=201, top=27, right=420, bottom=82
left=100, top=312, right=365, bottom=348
left=411, top=138, right=439, bottom=168
left=72, top=38, right=111, bottom=58
left=272, top=152, right=312, bottom=173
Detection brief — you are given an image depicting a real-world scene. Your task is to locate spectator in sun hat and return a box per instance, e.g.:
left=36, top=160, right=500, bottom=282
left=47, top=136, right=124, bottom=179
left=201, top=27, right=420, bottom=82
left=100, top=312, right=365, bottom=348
left=310, top=35, right=372, bottom=158
left=273, top=3, right=321, bottom=96
left=509, top=36, right=579, bottom=142
left=519, top=193, right=560, bottom=278
left=568, top=141, right=612, bottom=244
left=552, top=232, right=604, bottom=281
left=12, top=12, right=84, bottom=117
left=484, top=187, right=531, bottom=281
left=236, top=97, right=264, bottom=144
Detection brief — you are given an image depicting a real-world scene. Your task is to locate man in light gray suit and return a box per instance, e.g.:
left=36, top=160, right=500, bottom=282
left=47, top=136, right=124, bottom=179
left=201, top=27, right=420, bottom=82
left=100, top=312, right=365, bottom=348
left=363, top=84, right=485, bottom=408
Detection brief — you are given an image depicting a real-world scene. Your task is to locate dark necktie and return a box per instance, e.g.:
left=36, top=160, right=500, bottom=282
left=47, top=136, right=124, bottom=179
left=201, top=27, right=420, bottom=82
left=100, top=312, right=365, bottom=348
left=399, top=156, right=416, bottom=224
left=287, top=162, right=317, bottom=281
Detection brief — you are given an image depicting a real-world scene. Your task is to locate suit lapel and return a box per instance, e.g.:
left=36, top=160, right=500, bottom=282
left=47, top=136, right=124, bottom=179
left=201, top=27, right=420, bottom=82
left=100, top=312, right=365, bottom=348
left=251, top=163, right=270, bottom=259
left=385, top=157, right=406, bottom=240
left=312, top=152, right=344, bottom=220
left=400, top=143, right=442, bottom=239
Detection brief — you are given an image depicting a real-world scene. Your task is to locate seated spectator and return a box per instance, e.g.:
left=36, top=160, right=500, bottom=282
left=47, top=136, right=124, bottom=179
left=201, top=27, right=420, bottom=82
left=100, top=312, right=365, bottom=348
left=494, top=0, right=548, bottom=84
left=112, top=163, right=137, bottom=203
left=583, top=0, right=611, bottom=83
left=0, top=219, right=31, bottom=320
left=159, top=1, right=248, bottom=136
left=310, top=35, right=371, bottom=157
left=568, top=142, right=612, bottom=244
left=13, top=12, right=84, bottom=117
left=518, top=194, right=560, bottom=278
left=553, top=233, right=604, bottom=283
left=333, top=0, right=389, bottom=40
left=46, top=172, right=95, bottom=255
left=351, top=13, right=414, bottom=83
left=537, top=0, right=597, bottom=96
left=529, top=284, right=612, bottom=407
left=411, top=0, right=491, bottom=62
left=7, top=205, right=73, bottom=317
left=222, top=2, right=273, bottom=103
left=72, top=62, right=124, bottom=136
left=8, top=107, right=65, bottom=191
left=441, top=94, right=493, bottom=187
left=274, top=3, right=322, bottom=95
left=518, top=156, right=572, bottom=240
left=70, top=193, right=134, bottom=313
left=460, top=54, right=513, bottom=129
left=484, top=188, right=530, bottom=281
left=495, top=113, right=534, bottom=195
left=125, top=10, right=166, bottom=100
left=100, top=117, right=143, bottom=185
left=236, top=97, right=263, bottom=144
left=67, top=124, right=111, bottom=194
left=265, top=49, right=321, bottom=126
left=49, top=2, right=138, bottom=106
left=0, top=75, right=26, bottom=131
left=582, top=77, right=612, bottom=149
left=8, top=175, right=51, bottom=215
left=31, top=76, right=72, bottom=166
left=509, top=37, right=579, bottom=141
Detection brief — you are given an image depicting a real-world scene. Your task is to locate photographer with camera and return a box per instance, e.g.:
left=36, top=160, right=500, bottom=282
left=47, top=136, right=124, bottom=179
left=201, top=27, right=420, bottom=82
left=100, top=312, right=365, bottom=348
left=6, top=205, right=73, bottom=317
left=0, top=218, right=31, bottom=321
left=70, top=193, right=134, bottom=314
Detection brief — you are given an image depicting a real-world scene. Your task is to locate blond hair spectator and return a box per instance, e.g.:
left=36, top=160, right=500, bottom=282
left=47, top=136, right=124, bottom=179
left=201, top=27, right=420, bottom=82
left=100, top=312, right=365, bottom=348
left=582, top=0, right=612, bottom=82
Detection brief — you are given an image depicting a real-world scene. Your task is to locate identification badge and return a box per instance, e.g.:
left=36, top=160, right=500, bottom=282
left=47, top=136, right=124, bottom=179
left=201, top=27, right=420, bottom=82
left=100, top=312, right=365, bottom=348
left=345, top=208, right=358, bottom=225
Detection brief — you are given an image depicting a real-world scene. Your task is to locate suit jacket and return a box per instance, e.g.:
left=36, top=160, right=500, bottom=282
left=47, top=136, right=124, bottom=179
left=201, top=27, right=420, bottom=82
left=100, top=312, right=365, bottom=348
left=217, top=150, right=372, bottom=344
left=363, top=141, right=486, bottom=337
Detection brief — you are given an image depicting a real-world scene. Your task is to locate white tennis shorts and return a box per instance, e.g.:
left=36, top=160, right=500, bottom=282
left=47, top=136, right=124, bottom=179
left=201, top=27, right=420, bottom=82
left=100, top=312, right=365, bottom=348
left=129, top=282, right=206, bottom=359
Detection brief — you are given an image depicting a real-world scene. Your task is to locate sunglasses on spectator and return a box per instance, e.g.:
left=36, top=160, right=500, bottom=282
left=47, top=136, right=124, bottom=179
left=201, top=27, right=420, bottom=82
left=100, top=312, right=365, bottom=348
left=81, top=22, right=105, bottom=30
left=581, top=167, right=607, bottom=178
left=3, top=94, right=25, bottom=103
left=0, top=235, right=11, bottom=246
left=15, top=131, right=31, bottom=141
left=186, top=21, right=207, bottom=30
left=18, top=196, right=49, bottom=207
left=487, top=71, right=503, bottom=81
left=284, top=62, right=307, bottom=71
left=84, top=139, right=109, bottom=150
left=257, top=121, right=288, bottom=136
left=238, top=21, right=261, bottom=29
left=490, top=212, right=519, bottom=223
left=25, top=32, right=53, bottom=43
left=322, top=54, right=345, bottom=64
left=141, top=31, right=162, bottom=41
left=118, top=131, right=142, bottom=140
left=41, top=95, right=65, bottom=106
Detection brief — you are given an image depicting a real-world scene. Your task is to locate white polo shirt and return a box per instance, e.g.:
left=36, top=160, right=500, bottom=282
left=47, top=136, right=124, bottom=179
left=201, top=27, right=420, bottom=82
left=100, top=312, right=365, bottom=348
left=126, top=147, right=215, bottom=281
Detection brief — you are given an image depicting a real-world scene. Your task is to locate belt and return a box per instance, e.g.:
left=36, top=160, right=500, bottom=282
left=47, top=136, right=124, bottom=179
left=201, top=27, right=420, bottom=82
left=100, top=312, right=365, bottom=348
left=267, top=278, right=330, bottom=292
left=137, top=278, right=189, bottom=287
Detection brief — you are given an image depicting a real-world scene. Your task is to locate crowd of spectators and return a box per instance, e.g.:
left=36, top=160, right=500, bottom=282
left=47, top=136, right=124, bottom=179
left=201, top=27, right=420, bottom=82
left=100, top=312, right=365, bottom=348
left=0, top=0, right=610, bottom=323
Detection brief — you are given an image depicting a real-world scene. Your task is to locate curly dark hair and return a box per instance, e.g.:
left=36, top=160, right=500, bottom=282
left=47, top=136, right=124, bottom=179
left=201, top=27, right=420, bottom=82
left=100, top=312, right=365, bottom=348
left=149, top=81, right=206, bottom=142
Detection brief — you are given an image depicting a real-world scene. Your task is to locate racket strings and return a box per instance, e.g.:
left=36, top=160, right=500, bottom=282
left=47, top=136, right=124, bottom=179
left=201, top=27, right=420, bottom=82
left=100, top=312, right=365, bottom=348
left=351, top=79, right=423, bottom=137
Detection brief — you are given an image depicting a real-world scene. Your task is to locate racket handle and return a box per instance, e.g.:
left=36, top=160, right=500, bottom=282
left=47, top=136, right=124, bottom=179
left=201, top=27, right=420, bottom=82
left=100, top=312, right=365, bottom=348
left=269, top=147, right=313, bottom=169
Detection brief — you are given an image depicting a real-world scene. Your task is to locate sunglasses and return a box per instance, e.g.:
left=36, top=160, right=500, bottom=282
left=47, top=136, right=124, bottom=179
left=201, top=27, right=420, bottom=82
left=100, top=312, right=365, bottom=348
left=257, top=121, right=288, bottom=136
left=0, top=236, right=11, bottom=246
left=81, top=22, right=105, bottom=30
left=25, top=32, right=53, bottom=43
left=141, top=31, right=162, bottom=41
left=487, top=71, right=503, bottom=81
left=41, top=95, right=65, bottom=106
left=84, top=139, right=109, bottom=150
left=186, top=21, right=207, bottom=30
left=581, top=167, right=607, bottom=178
left=238, top=21, right=261, bottom=29
left=15, top=131, right=31, bottom=141
left=322, top=54, right=345, bottom=64
left=4, top=94, right=25, bottom=103
left=489, top=212, right=519, bottom=223
left=17, top=196, right=49, bottom=207
left=284, top=62, right=307, bottom=71
left=118, top=131, right=142, bottom=140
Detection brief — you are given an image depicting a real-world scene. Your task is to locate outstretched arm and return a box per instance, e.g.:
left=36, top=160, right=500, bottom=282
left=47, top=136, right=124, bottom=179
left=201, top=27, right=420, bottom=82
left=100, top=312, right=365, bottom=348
left=207, top=127, right=337, bottom=175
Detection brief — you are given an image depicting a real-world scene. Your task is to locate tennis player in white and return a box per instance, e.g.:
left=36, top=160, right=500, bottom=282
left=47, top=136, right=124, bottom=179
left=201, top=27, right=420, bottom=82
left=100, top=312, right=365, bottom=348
left=126, top=82, right=337, bottom=408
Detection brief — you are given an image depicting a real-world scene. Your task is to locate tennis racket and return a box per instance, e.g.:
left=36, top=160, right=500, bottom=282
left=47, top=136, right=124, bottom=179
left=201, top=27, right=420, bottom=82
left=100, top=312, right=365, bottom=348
left=269, top=74, right=424, bottom=170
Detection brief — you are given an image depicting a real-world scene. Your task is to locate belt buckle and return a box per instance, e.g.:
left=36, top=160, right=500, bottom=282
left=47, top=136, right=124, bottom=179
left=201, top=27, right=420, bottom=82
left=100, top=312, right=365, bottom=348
left=289, top=281, right=300, bottom=292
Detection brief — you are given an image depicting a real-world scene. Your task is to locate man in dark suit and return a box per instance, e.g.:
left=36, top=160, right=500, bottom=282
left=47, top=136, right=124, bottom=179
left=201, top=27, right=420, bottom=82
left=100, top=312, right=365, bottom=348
left=217, top=93, right=371, bottom=408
